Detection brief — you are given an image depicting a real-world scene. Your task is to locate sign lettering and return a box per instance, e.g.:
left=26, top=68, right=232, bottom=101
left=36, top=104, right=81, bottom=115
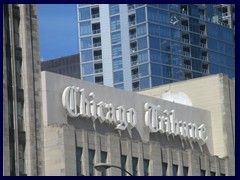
left=62, top=86, right=208, bottom=144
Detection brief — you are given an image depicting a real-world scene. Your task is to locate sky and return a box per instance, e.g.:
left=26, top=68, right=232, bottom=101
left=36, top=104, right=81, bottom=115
left=38, top=4, right=79, bottom=61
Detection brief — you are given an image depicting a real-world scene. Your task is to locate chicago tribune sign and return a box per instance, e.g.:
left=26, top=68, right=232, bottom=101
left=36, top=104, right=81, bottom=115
left=62, top=86, right=208, bottom=145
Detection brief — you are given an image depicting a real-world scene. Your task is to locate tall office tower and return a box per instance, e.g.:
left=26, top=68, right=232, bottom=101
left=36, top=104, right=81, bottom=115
left=3, top=4, right=43, bottom=175
left=41, top=53, right=81, bottom=79
left=77, top=4, right=235, bottom=91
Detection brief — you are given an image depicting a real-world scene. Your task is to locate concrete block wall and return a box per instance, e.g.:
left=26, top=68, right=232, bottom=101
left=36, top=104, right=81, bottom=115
left=43, top=124, right=76, bottom=175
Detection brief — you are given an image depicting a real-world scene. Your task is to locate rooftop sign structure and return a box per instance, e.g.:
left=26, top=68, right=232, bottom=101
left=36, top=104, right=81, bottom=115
left=41, top=71, right=212, bottom=153
left=62, top=86, right=208, bottom=145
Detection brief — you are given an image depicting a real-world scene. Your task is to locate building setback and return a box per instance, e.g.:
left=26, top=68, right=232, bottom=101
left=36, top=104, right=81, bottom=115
left=3, top=4, right=44, bottom=176
left=77, top=4, right=235, bottom=91
left=138, top=73, right=235, bottom=174
left=41, top=53, right=81, bottom=79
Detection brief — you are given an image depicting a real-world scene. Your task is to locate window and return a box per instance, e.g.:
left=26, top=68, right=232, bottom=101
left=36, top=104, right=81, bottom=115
left=114, top=83, right=124, bottom=89
left=91, top=7, right=99, bottom=19
left=210, top=171, right=216, bottom=176
left=152, top=76, right=162, bottom=86
left=183, top=166, right=188, bottom=176
left=132, top=157, right=138, bottom=176
left=8, top=98, right=13, bottom=129
left=88, top=149, right=95, bottom=176
left=147, top=7, right=159, bottom=23
left=101, top=151, right=107, bottom=176
left=137, top=24, right=146, bottom=37
left=140, top=77, right=149, bottom=89
left=156, top=4, right=167, bottom=9
left=111, top=31, right=121, bottom=45
left=172, top=68, right=183, bottom=80
left=17, top=101, right=24, bottom=131
left=19, top=143, right=25, bottom=175
left=148, top=23, right=160, bottom=36
left=112, top=44, right=122, bottom=57
left=135, top=4, right=144, bottom=8
left=113, top=57, right=122, bottom=70
left=82, top=63, right=93, bottom=75
left=114, top=70, right=123, bottom=84
left=81, top=50, right=92, bottom=62
left=169, top=4, right=179, bottom=12
left=162, top=162, right=168, bottom=176
left=225, top=44, right=234, bottom=56
left=151, top=63, right=162, bottom=76
left=95, top=76, right=103, bottom=84
left=76, top=147, right=83, bottom=176
left=222, top=28, right=233, bottom=43
left=171, top=29, right=181, bottom=40
left=83, top=75, right=94, bottom=82
left=161, top=39, right=170, bottom=51
left=139, top=63, right=149, bottom=77
left=150, top=50, right=161, bottom=63
left=218, top=41, right=225, bottom=53
left=160, top=26, right=170, bottom=38
left=15, top=61, right=22, bottom=89
left=208, top=38, right=218, bottom=51
left=172, top=55, right=182, bottom=67
left=136, top=7, right=146, bottom=23
left=81, top=37, right=92, bottom=50
left=189, top=5, right=199, bottom=17
left=162, top=53, right=171, bottom=65
left=226, top=56, right=235, bottom=69
left=132, top=81, right=139, bottom=90
left=159, top=10, right=170, bottom=24
left=138, top=50, right=148, bottom=64
left=190, top=33, right=200, bottom=46
left=13, top=17, right=20, bottom=47
left=143, top=159, right=149, bottom=176
left=111, top=16, right=120, bottom=31
left=172, top=164, right=178, bottom=176
left=110, top=4, right=119, bottom=15
left=208, top=23, right=218, bottom=39
left=149, top=36, right=160, bottom=50
left=10, top=141, right=15, bottom=175
left=79, top=7, right=90, bottom=20
left=78, top=4, right=91, bottom=7
left=163, top=66, right=172, bottom=78
left=138, top=36, right=147, bottom=50
left=121, top=155, right=127, bottom=176
left=80, top=21, right=91, bottom=36
left=200, top=169, right=206, bottom=176
left=171, top=42, right=181, bottom=54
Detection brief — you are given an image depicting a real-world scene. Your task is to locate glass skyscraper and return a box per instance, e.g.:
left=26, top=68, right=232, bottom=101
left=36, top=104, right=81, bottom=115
left=77, top=4, right=235, bottom=91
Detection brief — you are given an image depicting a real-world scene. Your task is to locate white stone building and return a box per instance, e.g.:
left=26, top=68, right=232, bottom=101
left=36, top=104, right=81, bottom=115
left=41, top=71, right=235, bottom=176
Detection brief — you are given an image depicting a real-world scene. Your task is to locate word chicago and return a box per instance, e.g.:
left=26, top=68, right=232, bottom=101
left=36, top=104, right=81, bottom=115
left=62, top=86, right=208, bottom=144
left=62, top=86, right=137, bottom=130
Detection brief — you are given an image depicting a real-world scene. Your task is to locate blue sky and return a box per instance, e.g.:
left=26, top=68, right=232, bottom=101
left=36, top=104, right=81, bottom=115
left=38, top=4, right=79, bottom=61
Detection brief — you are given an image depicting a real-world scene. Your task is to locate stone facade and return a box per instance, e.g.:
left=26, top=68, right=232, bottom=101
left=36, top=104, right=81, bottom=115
left=3, top=4, right=43, bottom=176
